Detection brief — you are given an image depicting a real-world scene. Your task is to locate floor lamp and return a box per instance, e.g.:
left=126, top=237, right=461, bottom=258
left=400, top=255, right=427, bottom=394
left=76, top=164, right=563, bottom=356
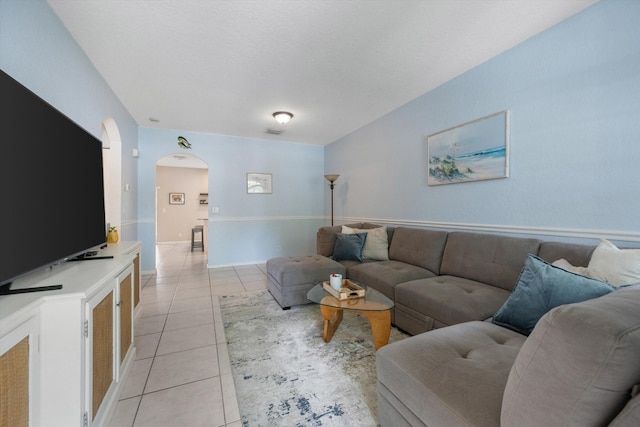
left=324, top=174, right=340, bottom=226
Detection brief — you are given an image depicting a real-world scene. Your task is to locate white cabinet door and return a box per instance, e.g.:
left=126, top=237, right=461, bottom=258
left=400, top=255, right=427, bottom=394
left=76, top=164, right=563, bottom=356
left=85, top=282, right=116, bottom=427
left=116, top=266, right=134, bottom=381
left=84, top=263, right=134, bottom=427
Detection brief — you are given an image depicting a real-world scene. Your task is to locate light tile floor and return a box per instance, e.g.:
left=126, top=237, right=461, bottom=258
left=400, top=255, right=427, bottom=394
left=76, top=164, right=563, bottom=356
left=109, top=243, right=268, bottom=427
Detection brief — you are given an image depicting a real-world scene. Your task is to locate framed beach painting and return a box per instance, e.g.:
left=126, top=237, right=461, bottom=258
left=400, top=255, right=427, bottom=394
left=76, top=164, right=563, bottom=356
left=428, top=111, right=509, bottom=186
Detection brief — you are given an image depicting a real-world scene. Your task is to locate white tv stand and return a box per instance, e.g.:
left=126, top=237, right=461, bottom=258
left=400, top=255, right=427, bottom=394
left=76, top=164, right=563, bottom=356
left=0, top=241, right=141, bottom=427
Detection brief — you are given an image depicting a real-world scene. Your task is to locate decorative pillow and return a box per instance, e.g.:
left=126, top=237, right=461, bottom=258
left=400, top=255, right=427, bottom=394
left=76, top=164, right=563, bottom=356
left=587, top=239, right=640, bottom=286
left=493, top=254, right=615, bottom=335
left=552, top=258, right=608, bottom=282
left=342, top=225, right=389, bottom=261
left=332, top=233, right=367, bottom=262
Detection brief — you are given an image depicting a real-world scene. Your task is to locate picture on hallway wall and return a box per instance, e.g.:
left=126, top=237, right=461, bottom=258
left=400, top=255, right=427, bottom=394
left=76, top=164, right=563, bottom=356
left=169, top=192, right=185, bottom=204
left=247, top=173, right=272, bottom=194
left=427, top=110, right=509, bottom=185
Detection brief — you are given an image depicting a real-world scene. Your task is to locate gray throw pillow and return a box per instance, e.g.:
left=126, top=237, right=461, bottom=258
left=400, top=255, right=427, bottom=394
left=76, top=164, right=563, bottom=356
left=493, top=254, right=615, bottom=335
left=332, top=233, right=367, bottom=262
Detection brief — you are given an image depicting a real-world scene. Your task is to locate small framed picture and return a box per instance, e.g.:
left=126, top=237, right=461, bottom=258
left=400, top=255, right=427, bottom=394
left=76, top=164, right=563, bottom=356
left=169, top=192, right=185, bottom=204
left=247, top=173, right=272, bottom=194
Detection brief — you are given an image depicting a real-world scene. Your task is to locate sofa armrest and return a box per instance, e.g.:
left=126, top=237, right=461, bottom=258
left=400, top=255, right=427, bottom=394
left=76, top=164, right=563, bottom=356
left=316, top=223, right=374, bottom=257
left=501, top=285, right=640, bottom=427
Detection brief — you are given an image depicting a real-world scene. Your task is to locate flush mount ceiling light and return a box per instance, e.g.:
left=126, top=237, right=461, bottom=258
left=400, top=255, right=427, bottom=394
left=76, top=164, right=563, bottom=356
left=272, top=111, right=293, bottom=124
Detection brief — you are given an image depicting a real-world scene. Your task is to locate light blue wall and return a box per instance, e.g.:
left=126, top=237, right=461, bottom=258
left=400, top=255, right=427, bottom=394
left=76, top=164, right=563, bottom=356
left=0, top=0, right=139, bottom=240
left=326, top=0, right=640, bottom=247
left=138, top=128, right=326, bottom=270
left=4, top=0, right=639, bottom=273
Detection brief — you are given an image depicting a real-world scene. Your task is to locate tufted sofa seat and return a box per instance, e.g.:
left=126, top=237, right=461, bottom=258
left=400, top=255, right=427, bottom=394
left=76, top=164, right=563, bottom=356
left=266, top=254, right=345, bottom=308
left=378, top=284, right=640, bottom=427
left=377, top=321, right=526, bottom=427
left=346, top=227, right=447, bottom=323
left=393, top=231, right=541, bottom=334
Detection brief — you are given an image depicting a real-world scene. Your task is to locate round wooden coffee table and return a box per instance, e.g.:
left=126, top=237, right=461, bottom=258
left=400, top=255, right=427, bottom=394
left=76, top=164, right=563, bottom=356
left=307, top=283, right=394, bottom=350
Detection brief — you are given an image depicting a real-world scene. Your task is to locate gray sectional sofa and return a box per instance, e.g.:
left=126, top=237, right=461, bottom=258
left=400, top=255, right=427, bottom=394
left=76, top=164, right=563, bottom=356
left=267, top=222, right=640, bottom=426
left=316, top=223, right=596, bottom=334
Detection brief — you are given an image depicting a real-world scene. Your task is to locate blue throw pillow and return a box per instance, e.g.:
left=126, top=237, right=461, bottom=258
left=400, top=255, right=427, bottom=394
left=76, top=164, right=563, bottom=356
left=332, top=233, right=367, bottom=262
left=492, top=254, right=615, bottom=335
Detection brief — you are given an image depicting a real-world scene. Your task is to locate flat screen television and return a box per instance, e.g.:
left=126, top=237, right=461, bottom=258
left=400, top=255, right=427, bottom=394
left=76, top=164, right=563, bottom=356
left=0, top=68, right=107, bottom=289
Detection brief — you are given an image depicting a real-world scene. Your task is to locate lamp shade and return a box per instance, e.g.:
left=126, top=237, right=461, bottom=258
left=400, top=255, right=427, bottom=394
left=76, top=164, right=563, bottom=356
left=324, top=174, right=340, bottom=183
left=272, top=111, right=293, bottom=124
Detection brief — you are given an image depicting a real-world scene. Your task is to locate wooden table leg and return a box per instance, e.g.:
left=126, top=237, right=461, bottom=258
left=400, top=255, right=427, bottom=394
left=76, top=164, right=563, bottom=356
left=320, top=305, right=343, bottom=343
left=361, top=309, right=391, bottom=350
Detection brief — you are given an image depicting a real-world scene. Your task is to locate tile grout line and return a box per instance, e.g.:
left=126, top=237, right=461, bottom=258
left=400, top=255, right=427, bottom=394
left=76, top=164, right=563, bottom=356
left=130, top=273, right=175, bottom=426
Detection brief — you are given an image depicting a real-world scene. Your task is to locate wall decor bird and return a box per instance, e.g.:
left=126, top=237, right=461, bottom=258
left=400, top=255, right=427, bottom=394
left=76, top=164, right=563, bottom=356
left=177, top=136, right=192, bottom=149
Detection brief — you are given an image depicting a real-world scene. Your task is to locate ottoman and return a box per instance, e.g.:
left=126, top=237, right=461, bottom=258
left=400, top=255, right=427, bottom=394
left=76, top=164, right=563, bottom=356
left=266, top=255, right=346, bottom=309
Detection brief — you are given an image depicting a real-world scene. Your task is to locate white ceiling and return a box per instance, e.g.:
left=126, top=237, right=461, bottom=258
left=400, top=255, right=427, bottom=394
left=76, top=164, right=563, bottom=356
left=48, top=0, right=598, bottom=146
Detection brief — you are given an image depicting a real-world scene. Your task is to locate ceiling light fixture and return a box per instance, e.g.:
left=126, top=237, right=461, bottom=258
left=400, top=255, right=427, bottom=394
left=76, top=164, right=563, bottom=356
left=272, top=111, right=293, bottom=124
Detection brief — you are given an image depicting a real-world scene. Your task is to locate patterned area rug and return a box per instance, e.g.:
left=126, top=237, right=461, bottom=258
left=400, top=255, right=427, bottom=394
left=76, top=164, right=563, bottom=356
left=220, top=290, right=408, bottom=427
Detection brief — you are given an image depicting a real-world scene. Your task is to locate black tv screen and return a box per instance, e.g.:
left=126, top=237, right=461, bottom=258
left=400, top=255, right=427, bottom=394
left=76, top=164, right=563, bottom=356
left=0, top=69, right=107, bottom=287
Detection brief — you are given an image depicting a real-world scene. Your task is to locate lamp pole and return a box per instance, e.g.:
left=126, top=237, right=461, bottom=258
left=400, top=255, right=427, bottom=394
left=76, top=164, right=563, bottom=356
left=324, top=174, right=340, bottom=226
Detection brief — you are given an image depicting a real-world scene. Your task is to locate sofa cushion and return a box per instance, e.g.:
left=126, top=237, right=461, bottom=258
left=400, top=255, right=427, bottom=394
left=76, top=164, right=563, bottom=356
left=266, top=255, right=347, bottom=308
left=377, top=321, right=526, bottom=427
left=266, top=255, right=345, bottom=286
left=552, top=258, right=608, bottom=282
left=332, top=232, right=367, bottom=262
left=537, top=241, right=594, bottom=266
left=440, top=232, right=541, bottom=291
left=387, top=227, right=448, bottom=274
left=348, top=260, right=435, bottom=300
left=493, top=254, right=615, bottom=335
left=587, top=239, right=640, bottom=286
left=361, top=222, right=396, bottom=241
left=501, top=284, right=640, bottom=427
left=342, top=225, right=389, bottom=260
left=395, top=276, right=511, bottom=332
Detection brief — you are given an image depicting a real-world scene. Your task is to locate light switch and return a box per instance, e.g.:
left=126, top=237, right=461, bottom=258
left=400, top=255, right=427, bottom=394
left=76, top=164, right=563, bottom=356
left=212, top=207, right=220, bottom=213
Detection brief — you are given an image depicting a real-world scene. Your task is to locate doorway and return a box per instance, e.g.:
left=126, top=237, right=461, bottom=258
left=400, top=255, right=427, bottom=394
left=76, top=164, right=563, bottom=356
left=155, top=154, right=209, bottom=251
